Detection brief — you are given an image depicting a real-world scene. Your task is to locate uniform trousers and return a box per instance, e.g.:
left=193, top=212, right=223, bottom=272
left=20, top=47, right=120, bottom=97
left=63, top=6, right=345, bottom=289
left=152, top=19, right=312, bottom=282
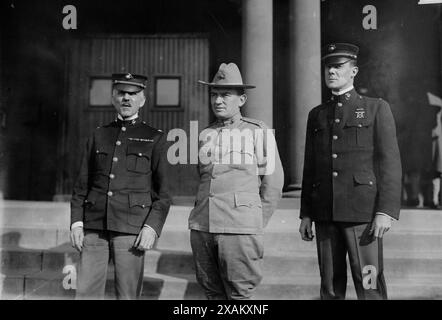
left=190, top=230, right=263, bottom=300
left=315, top=221, right=387, bottom=300
left=76, top=229, right=145, bottom=299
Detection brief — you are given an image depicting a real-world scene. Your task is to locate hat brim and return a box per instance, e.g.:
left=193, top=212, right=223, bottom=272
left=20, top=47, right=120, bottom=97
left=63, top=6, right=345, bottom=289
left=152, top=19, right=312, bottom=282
left=323, top=56, right=356, bottom=66
left=197, top=80, right=256, bottom=89
left=113, top=83, right=144, bottom=93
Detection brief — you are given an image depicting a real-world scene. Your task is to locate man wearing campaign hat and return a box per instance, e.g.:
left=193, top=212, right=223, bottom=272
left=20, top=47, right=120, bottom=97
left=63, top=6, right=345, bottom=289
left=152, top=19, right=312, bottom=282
left=299, top=43, right=402, bottom=299
left=189, top=63, right=284, bottom=299
left=70, top=73, right=172, bottom=299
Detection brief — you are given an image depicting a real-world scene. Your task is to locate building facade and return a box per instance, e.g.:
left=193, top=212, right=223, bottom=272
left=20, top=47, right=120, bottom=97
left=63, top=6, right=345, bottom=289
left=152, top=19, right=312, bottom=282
left=0, top=0, right=441, bottom=202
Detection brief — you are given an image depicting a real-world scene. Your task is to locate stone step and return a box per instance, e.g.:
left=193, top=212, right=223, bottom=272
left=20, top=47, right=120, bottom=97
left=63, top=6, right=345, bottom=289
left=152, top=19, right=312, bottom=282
left=2, top=269, right=442, bottom=300
left=154, top=229, right=442, bottom=254
left=2, top=246, right=442, bottom=280
left=2, top=226, right=442, bottom=254
left=2, top=200, right=442, bottom=233
left=0, top=228, right=65, bottom=250
left=1, top=199, right=441, bottom=300
left=0, top=201, right=70, bottom=228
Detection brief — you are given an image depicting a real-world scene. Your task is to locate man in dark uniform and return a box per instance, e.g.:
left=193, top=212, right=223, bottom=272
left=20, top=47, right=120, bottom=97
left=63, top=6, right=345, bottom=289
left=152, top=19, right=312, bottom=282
left=299, top=43, right=402, bottom=300
left=70, top=73, right=171, bottom=299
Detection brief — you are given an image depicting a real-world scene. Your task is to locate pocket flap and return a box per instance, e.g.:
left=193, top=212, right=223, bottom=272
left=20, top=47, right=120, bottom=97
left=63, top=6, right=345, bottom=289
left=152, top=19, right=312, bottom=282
left=127, top=144, right=151, bottom=158
left=84, top=190, right=99, bottom=205
left=313, top=123, right=327, bottom=133
left=344, top=118, right=372, bottom=128
left=312, top=181, right=321, bottom=188
left=229, top=148, right=254, bottom=156
left=353, top=172, right=375, bottom=186
left=234, top=192, right=260, bottom=208
left=94, top=146, right=111, bottom=155
left=129, top=192, right=152, bottom=208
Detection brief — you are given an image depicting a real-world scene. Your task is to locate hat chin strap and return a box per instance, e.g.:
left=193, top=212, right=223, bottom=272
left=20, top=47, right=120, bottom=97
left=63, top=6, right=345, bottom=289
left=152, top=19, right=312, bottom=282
left=113, top=80, right=146, bottom=88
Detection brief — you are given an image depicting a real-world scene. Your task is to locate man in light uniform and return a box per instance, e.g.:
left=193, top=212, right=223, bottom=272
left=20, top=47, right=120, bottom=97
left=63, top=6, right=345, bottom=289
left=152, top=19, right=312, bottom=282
left=189, top=63, right=284, bottom=299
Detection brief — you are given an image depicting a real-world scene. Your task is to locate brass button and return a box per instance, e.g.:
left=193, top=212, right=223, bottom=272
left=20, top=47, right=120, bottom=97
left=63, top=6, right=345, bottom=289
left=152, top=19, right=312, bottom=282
left=121, top=127, right=127, bottom=132
left=107, top=191, right=113, bottom=197
left=116, top=140, right=122, bottom=146
left=109, top=174, right=115, bottom=179
left=96, top=150, right=100, bottom=154
left=369, top=181, right=373, bottom=186
left=112, top=157, right=118, bottom=162
left=138, top=153, right=142, bottom=157
left=358, top=124, right=362, bottom=128
left=212, top=174, right=217, bottom=179
left=332, top=171, right=338, bottom=177
left=332, top=154, right=338, bottom=159
left=337, top=102, right=343, bottom=107
left=333, top=135, right=338, bottom=140
left=209, top=192, right=215, bottom=197
left=335, top=119, right=341, bottom=124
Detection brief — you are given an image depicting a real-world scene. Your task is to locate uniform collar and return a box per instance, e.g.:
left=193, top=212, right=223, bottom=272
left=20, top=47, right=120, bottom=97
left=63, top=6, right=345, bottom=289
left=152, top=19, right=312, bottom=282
left=331, top=85, right=354, bottom=96
left=115, top=113, right=139, bottom=126
left=216, top=112, right=242, bottom=127
left=330, top=87, right=357, bottom=103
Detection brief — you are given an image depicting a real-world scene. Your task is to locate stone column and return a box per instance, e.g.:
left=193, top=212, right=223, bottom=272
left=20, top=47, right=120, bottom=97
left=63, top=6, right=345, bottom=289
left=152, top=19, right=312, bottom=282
left=288, top=0, right=322, bottom=189
left=242, top=0, right=273, bottom=125
left=0, top=30, right=5, bottom=200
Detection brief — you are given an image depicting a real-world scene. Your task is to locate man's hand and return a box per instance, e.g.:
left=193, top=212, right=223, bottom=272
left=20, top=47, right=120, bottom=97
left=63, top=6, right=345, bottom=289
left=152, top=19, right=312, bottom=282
left=370, top=213, right=392, bottom=238
left=70, top=226, right=84, bottom=252
left=134, top=226, right=157, bottom=251
left=299, top=217, right=314, bottom=241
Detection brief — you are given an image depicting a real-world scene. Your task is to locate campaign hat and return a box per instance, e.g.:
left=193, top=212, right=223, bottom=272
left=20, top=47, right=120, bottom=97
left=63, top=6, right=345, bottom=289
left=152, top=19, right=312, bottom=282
left=198, top=63, right=255, bottom=89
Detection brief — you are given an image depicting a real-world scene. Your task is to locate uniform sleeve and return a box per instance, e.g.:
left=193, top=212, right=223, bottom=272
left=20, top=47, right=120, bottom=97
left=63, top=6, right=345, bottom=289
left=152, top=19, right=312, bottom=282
left=374, top=100, right=402, bottom=219
left=70, top=136, right=93, bottom=228
left=256, top=124, right=284, bottom=227
left=144, top=132, right=172, bottom=237
left=300, top=110, right=315, bottom=219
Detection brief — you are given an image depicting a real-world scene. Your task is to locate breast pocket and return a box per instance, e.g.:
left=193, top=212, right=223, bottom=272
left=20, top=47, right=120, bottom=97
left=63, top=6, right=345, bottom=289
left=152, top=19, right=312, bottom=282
left=126, top=142, right=152, bottom=174
left=343, top=119, right=373, bottom=148
left=227, top=147, right=255, bottom=170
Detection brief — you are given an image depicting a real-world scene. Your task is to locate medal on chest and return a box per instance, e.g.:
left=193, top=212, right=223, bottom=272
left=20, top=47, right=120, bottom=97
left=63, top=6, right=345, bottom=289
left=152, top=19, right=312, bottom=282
left=355, top=107, right=366, bottom=119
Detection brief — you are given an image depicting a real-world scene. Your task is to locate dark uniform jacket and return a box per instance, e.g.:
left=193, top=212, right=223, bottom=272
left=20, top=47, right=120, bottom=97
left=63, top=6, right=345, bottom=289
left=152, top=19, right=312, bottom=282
left=300, top=89, right=402, bottom=222
left=71, top=118, right=172, bottom=236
